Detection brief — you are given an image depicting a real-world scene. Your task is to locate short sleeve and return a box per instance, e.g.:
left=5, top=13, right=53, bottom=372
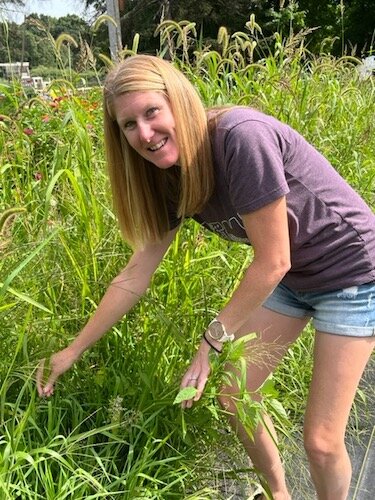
left=223, top=120, right=290, bottom=213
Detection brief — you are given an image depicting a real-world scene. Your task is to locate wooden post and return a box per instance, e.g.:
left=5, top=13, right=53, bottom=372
left=106, top=0, right=123, bottom=61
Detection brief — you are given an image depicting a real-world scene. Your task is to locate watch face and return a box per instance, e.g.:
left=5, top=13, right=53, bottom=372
left=208, top=321, right=224, bottom=340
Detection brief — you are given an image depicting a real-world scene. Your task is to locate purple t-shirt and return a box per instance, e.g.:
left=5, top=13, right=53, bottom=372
left=192, top=108, right=375, bottom=292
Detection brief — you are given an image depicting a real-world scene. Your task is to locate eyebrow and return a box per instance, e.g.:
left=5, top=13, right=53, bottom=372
left=117, top=101, right=163, bottom=126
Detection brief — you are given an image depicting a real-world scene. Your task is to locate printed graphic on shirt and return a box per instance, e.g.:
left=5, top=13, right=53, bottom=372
left=200, top=214, right=249, bottom=243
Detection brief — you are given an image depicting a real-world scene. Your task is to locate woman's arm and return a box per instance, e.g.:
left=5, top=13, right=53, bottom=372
left=37, top=226, right=179, bottom=396
left=215, top=195, right=291, bottom=335
left=180, top=196, right=291, bottom=407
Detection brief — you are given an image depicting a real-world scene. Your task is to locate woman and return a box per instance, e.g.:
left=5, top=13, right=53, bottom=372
left=37, top=55, right=375, bottom=500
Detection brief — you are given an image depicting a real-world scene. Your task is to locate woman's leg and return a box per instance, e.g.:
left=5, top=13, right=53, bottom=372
left=219, top=306, right=310, bottom=500
left=304, top=332, right=375, bottom=500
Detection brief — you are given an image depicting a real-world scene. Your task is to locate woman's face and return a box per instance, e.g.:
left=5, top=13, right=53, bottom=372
left=114, top=91, right=180, bottom=169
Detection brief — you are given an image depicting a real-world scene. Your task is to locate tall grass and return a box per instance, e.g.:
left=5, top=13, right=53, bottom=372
left=1, top=15, right=374, bottom=498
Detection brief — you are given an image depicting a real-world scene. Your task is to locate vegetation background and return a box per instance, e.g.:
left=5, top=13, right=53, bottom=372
left=1, top=0, right=374, bottom=80
left=0, top=1, right=374, bottom=499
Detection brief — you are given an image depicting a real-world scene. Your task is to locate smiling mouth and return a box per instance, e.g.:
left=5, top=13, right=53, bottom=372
left=148, top=138, right=167, bottom=151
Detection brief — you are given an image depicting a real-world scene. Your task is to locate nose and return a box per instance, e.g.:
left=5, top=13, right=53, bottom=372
left=138, top=121, right=153, bottom=144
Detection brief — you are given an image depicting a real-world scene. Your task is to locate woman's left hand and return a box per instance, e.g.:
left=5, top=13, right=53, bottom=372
left=180, top=340, right=211, bottom=409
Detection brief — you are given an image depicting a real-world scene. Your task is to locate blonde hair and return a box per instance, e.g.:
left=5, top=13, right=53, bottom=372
left=103, top=55, right=214, bottom=248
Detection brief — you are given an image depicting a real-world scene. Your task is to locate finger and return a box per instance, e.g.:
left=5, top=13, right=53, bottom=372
left=194, top=376, right=208, bottom=402
left=179, top=375, right=189, bottom=390
left=180, top=377, right=197, bottom=393
left=184, top=379, right=200, bottom=409
left=184, top=397, right=193, bottom=409
left=36, top=359, right=46, bottom=397
left=43, top=385, right=55, bottom=397
left=42, top=371, right=59, bottom=396
left=180, top=370, right=197, bottom=388
left=180, top=378, right=189, bottom=390
left=180, top=377, right=199, bottom=409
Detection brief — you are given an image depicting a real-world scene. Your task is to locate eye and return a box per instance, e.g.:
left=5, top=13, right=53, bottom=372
left=146, top=106, right=159, bottom=118
left=123, top=120, right=136, bottom=130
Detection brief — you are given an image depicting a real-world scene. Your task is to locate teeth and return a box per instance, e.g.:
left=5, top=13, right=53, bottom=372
left=149, top=139, right=167, bottom=151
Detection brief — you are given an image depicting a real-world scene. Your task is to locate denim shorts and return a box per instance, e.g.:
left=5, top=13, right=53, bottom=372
left=263, top=282, right=375, bottom=337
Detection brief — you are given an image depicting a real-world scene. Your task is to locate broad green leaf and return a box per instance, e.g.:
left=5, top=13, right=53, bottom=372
left=173, top=387, right=197, bottom=405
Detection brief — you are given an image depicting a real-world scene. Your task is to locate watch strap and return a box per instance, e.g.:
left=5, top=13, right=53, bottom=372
left=207, top=318, right=235, bottom=343
left=203, top=331, right=222, bottom=354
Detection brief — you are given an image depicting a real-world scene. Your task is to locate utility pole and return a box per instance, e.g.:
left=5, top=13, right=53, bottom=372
left=106, top=0, right=123, bottom=61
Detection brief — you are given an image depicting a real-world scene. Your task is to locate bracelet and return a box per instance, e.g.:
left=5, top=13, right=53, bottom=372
left=203, top=331, right=222, bottom=354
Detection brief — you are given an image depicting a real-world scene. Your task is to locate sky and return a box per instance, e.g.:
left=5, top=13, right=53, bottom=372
left=1, top=0, right=95, bottom=24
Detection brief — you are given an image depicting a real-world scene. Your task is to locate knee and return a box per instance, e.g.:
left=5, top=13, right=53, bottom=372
left=303, top=427, right=345, bottom=466
left=217, top=387, right=262, bottom=413
left=217, top=392, right=236, bottom=413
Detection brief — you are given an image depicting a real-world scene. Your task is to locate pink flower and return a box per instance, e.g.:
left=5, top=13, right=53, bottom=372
left=23, top=127, right=34, bottom=136
left=34, top=172, right=42, bottom=181
left=42, top=115, right=50, bottom=123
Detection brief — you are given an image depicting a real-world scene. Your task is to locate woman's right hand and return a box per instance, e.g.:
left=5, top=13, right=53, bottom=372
left=36, top=346, right=80, bottom=397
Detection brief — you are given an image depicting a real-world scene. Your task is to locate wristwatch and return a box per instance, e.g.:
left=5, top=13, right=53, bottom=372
left=206, top=319, right=235, bottom=343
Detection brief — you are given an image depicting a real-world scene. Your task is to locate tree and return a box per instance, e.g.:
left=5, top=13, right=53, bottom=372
left=85, top=0, right=254, bottom=53
left=344, top=0, right=375, bottom=55
left=0, top=13, right=95, bottom=70
left=0, top=21, right=24, bottom=63
left=0, top=0, right=25, bottom=5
